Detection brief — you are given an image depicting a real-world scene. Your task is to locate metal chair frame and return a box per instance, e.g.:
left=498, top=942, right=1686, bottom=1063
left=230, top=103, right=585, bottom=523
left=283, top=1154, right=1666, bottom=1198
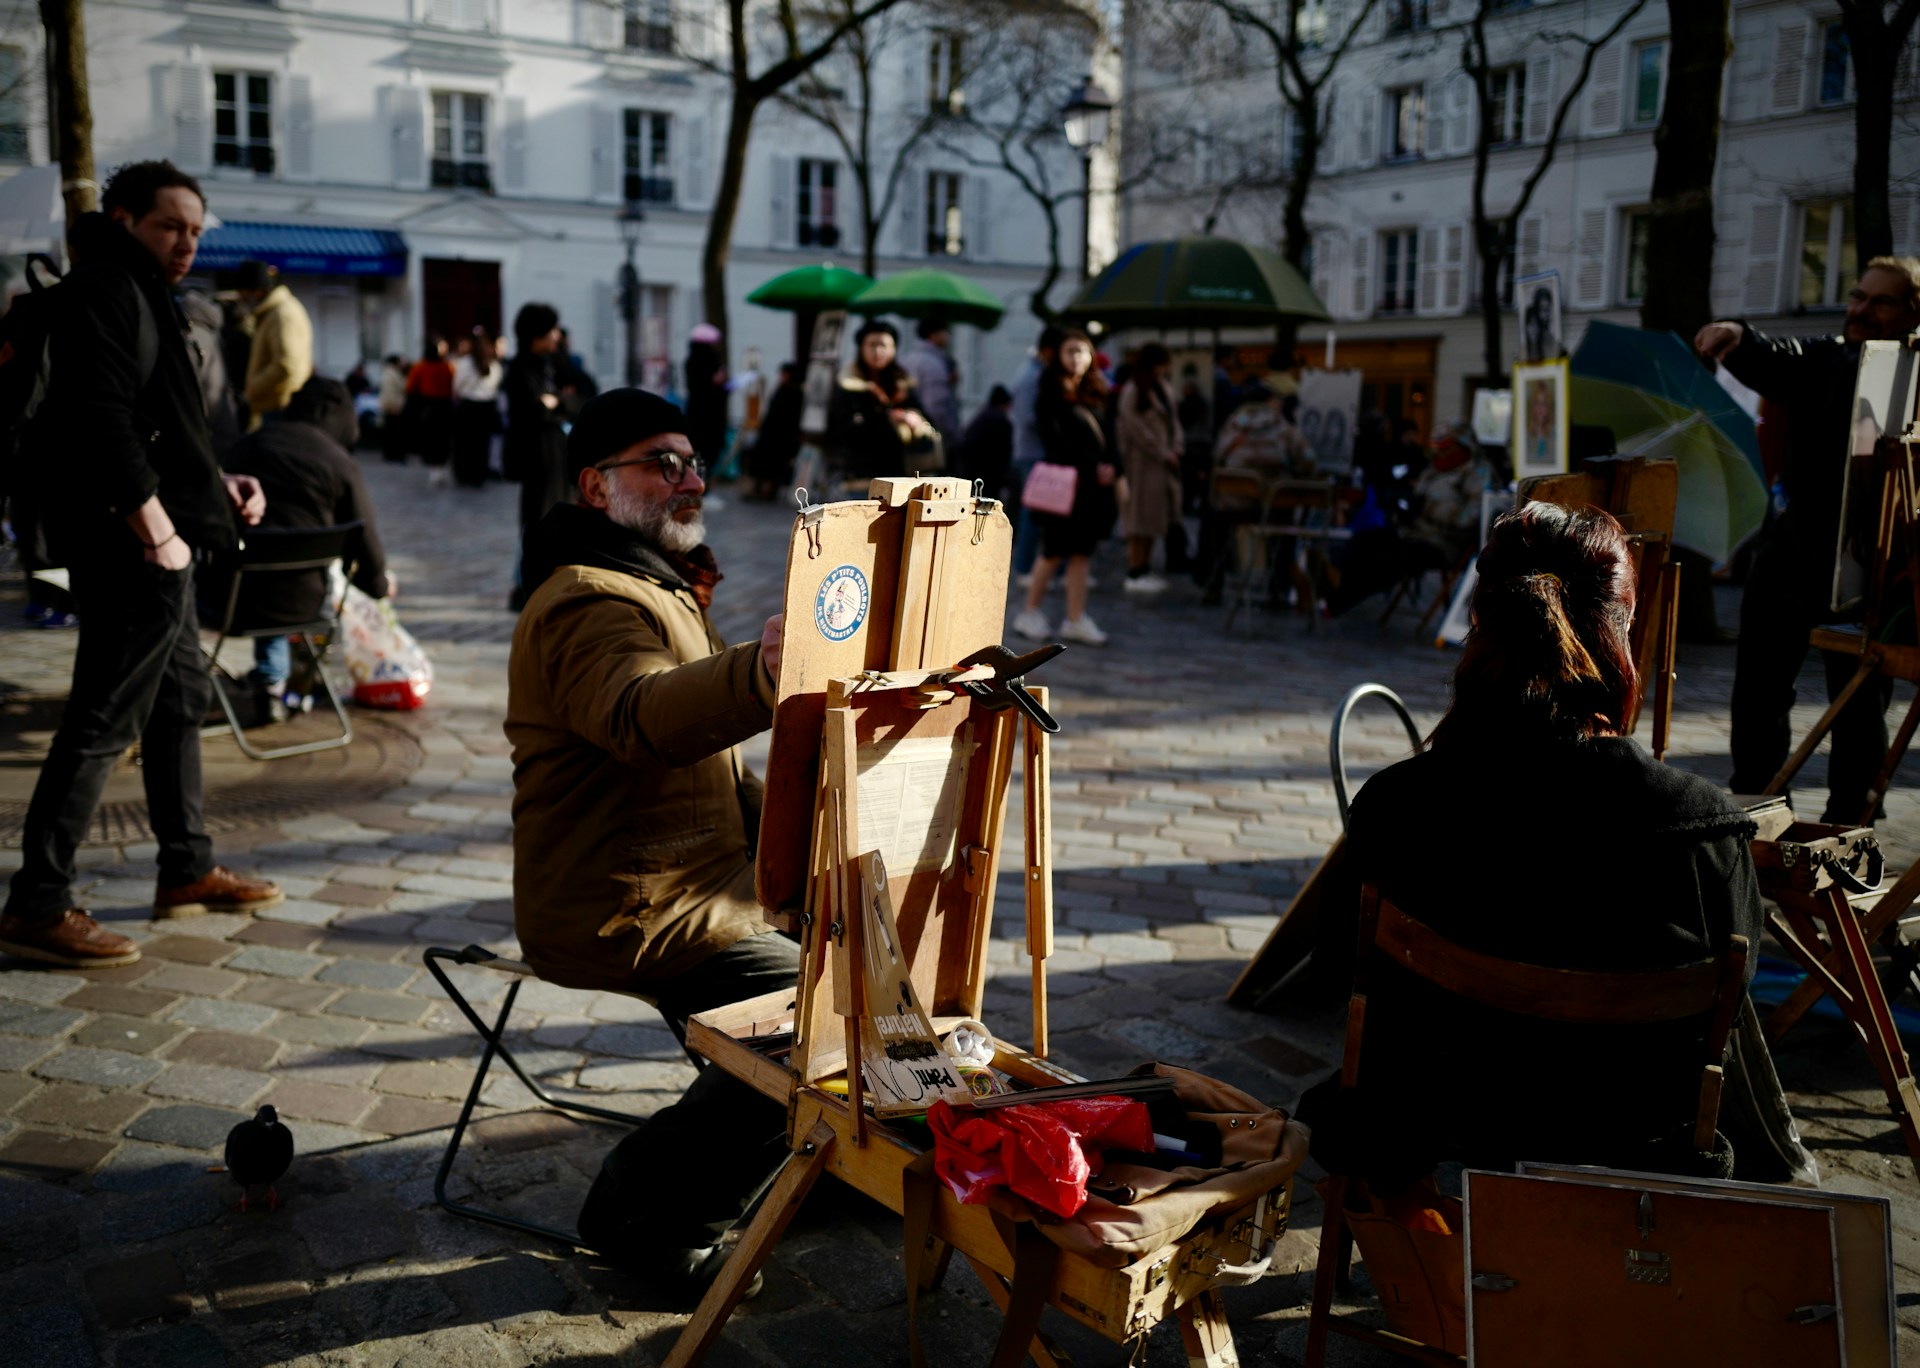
left=1211, top=468, right=1341, bottom=633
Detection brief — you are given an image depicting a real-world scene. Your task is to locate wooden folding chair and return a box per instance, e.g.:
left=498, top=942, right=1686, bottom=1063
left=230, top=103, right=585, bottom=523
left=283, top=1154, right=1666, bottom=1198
left=1304, top=885, right=1749, bottom=1367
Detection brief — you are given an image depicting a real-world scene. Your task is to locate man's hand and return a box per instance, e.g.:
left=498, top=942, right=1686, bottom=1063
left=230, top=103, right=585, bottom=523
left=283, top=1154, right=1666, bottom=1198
left=223, top=473, right=266, bottom=526
left=760, top=613, right=784, bottom=685
left=1694, top=321, right=1745, bottom=362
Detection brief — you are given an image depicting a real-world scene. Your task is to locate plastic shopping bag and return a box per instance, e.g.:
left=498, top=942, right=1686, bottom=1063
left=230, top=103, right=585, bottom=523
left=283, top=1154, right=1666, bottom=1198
left=339, top=584, right=432, bottom=710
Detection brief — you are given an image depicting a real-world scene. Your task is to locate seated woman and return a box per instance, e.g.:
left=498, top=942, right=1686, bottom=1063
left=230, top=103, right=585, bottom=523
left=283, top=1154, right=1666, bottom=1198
left=1323, top=422, right=1483, bottom=616
left=1296, top=502, right=1761, bottom=1195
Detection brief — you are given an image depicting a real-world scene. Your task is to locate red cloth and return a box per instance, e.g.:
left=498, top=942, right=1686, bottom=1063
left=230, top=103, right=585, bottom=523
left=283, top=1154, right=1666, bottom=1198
left=927, top=1096, right=1154, bottom=1219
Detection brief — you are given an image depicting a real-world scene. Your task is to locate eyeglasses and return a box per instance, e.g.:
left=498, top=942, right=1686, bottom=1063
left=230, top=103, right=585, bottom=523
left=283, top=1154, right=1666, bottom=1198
left=596, top=451, right=706, bottom=486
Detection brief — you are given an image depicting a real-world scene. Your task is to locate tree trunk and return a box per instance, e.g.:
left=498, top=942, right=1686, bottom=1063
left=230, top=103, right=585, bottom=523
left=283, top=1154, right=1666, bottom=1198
left=1478, top=222, right=1506, bottom=380
left=702, top=88, right=758, bottom=360
left=1640, top=0, right=1728, bottom=339
left=39, top=0, right=94, bottom=222
left=1849, top=15, right=1898, bottom=261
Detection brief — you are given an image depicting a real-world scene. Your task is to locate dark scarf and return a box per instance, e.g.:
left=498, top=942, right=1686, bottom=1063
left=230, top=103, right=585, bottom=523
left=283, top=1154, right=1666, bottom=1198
left=520, top=500, right=722, bottom=606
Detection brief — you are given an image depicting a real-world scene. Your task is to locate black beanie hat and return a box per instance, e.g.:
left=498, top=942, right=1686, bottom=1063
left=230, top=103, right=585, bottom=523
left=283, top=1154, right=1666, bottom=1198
left=566, top=387, right=691, bottom=479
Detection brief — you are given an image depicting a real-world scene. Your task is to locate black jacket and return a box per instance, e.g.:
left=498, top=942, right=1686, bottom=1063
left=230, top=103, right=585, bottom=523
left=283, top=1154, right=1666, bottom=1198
left=218, top=383, right=389, bottom=627
left=41, top=213, right=234, bottom=562
left=826, top=365, right=922, bottom=482
left=503, top=352, right=569, bottom=486
left=1721, top=323, right=1857, bottom=569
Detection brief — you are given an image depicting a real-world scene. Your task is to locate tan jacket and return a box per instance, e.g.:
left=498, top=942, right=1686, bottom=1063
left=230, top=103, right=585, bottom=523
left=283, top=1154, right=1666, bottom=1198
left=244, top=285, right=314, bottom=427
left=506, top=549, right=777, bottom=995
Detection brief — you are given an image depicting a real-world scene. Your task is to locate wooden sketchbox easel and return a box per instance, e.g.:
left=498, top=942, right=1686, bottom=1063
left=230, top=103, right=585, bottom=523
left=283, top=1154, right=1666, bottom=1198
left=665, top=477, right=1295, bottom=1367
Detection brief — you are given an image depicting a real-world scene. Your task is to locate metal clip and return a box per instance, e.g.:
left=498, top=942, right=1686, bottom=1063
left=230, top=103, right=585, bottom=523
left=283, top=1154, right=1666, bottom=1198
left=969, top=478, right=1001, bottom=546
left=1144, top=1254, right=1171, bottom=1290
left=1624, top=1249, right=1671, bottom=1285
left=1788, top=1304, right=1837, bottom=1325
left=795, top=487, right=825, bottom=559
left=1637, top=1192, right=1655, bottom=1241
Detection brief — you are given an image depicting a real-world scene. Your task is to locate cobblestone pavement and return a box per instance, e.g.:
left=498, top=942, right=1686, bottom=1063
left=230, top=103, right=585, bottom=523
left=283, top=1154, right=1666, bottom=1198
left=1, top=456, right=1916, bottom=1367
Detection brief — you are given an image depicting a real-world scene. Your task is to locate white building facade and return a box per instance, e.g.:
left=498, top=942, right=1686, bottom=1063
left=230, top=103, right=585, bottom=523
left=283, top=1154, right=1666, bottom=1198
left=5, top=0, right=1097, bottom=407
left=1123, top=0, right=1920, bottom=435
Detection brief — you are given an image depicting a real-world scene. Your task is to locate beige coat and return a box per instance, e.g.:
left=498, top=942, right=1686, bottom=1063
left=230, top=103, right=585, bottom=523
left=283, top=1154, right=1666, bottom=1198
left=1115, top=378, right=1182, bottom=539
left=244, top=284, right=314, bottom=427
left=506, top=558, right=777, bottom=995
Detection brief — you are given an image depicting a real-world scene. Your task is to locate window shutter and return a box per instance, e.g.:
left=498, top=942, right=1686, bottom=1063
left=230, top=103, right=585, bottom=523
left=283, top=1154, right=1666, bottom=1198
left=1446, top=71, right=1473, bottom=154
left=1348, top=227, right=1373, bottom=319
left=1354, top=90, right=1376, bottom=169
left=282, top=74, right=315, bottom=182
left=1891, top=193, right=1915, bottom=255
left=681, top=111, right=711, bottom=210
left=1572, top=207, right=1608, bottom=307
left=1586, top=41, right=1624, bottom=136
left=424, top=0, right=456, bottom=26
left=905, top=36, right=930, bottom=116
left=1770, top=20, right=1808, bottom=116
left=1518, top=212, right=1546, bottom=278
left=1319, top=93, right=1340, bottom=173
left=897, top=169, right=923, bottom=258
left=1423, top=79, right=1445, bottom=157
left=968, top=176, right=991, bottom=260
left=1441, top=222, right=1465, bottom=312
left=1417, top=221, right=1443, bottom=314
left=769, top=155, right=794, bottom=250
left=580, top=0, right=619, bottom=49
left=1310, top=230, right=1339, bottom=312
left=594, top=277, right=618, bottom=382
left=500, top=95, right=528, bottom=195
left=1742, top=200, right=1785, bottom=315
left=590, top=105, right=620, bottom=201
left=385, top=84, right=428, bottom=189
left=1524, top=52, right=1554, bottom=143
left=172, top=63, right=211, bottom=172
left=677, top=1, right=710, bottom=61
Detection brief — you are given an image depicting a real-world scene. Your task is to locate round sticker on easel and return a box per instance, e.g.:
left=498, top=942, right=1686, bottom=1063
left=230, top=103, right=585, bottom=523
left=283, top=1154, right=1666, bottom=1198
left=814, top=564, right=870, bottom=642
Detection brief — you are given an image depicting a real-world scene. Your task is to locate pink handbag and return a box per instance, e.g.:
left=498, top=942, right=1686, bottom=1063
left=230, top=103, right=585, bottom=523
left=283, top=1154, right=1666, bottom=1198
left=1022, top=461, right=1079, bottom=517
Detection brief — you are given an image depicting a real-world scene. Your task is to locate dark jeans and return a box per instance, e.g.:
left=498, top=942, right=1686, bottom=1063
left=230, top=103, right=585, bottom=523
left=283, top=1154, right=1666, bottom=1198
left=596, top=930, right=801, bottom=1247
left=5, top=554, right=215, bottom=922
left=1730, top=535, right=1895, bottom=821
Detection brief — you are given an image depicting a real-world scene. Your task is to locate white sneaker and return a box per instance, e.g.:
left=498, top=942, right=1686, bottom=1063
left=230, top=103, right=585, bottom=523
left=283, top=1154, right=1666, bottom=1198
left=1061, top=614, right=1108, bottom=646
left=1016, top=572, right=1035, bottom=590
left=1011, top=608, right=1053, bottom=641
left=1123, top=574, right=1169, bottom=595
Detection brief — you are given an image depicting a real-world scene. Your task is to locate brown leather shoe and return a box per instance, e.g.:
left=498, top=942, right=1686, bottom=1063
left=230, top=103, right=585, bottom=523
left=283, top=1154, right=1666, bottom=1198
left=0, top=908, right=142, bottom=967
left=154, top=866, right=284, bottom=918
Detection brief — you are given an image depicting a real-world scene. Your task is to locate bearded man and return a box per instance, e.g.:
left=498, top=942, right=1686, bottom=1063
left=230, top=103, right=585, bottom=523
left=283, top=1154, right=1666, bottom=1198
left=506, top=387, right=791, bottom=1300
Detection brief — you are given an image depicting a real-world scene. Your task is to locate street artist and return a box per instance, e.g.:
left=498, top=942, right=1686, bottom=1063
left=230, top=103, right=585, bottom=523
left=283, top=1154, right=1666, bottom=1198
left=1696, top=256, right=1920, bottom=820
left=506, top=387, right=792, bottom=1301
left=1297, top=503, right=1763, bottom=1193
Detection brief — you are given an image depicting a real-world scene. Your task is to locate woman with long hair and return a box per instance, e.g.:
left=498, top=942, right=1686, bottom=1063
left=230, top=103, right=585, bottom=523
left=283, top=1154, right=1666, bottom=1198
left=450, top=327, right=503, bottom=488
left=1296, top=501, right=1763, bottom=1191
left=1113, top=342, right=1182, bottom=594
left=1012, top=329, right=1116, bottom=646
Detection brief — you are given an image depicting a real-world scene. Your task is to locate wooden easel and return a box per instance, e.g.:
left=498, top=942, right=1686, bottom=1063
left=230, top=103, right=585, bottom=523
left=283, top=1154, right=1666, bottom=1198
left=667, top=477, right=1297, bottom=1367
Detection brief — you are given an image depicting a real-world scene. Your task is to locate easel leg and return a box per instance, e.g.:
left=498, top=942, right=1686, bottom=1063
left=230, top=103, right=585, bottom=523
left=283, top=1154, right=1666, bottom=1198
left=1177, top=1287, right=1240, bottom=1368
left=1763, top=861, right=1920, bottom=1042
left=1764, top=657, right=1878, bottom=797
left=1859, top=689, right=1920, bottom=826
left=1819, top=890, right=1920, bottom=1180
left=1303, top=1174, right=1350, bottom=1368
left=1651, top=559, right=1679, bottom=761
left=963, top=1255, right=1074, bottom=1368
left=661, top=1120, right=836, bottom=1368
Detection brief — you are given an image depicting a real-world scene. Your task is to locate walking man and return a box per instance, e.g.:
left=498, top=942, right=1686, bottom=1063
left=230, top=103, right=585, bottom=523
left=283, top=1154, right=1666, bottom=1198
left=235, top=259, right=313, bottom=430
left=0, top=161, right=282, bottom=969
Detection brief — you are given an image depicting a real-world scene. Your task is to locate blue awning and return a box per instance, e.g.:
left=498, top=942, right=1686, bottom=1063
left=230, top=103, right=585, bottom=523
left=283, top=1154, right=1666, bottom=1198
left=195, top=221, right=409, bottom=277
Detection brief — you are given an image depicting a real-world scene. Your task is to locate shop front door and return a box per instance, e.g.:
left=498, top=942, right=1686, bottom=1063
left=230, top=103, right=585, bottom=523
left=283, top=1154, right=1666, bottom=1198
left=422, top=258, right=502, bottom=346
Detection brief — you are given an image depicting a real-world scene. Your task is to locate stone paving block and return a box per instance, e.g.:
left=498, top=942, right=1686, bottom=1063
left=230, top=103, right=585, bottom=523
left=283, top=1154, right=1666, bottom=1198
left=406, top=801, right=484, bottom=823
left=83, top=1249, right=191, bottom=1329
left=72, top=1013, right=183, bottom=1055
left=0, top=1298, right=94, bottom=1368
left=412, top=915, right=493, bottom=944
left=0, top=1127, right=116, bottom=1180
left=354, top=1023, right=455, bottom=1060
left=281, top=1117, right=379, bottom=1153
left=575, top=1058, right=696, bottom=1092
left=14, top=1082, right=146, bottom=1134
left=582, top=1022, right=681, bottom=1059
left=143, top=963, right=246, bottom=997
left=233, top=920, right=322, bottom=950
left=313, top=882, right=392, bottom=907
left=138, top=935, right=238, bottom=966
left=35, top=1045, right=166, bottom=1088
left=225, top=946, right=331, bottom=979
left=64, top=983, right=180, bottom=1017
left=255, top=897, right=348, bottom=928
left=412, top=963, right=505, bottom=1003
left=329, top=864, right=407, bottom=890
left=265, top=1080, right=371, bottom=1127
left=206, top=1247, right=314, bottom=1321
left=325, top=990, right=429, bottom=1024
left=467, top=897, right=517, bottom=925
left=166, top=997, right=277, bottom=1032
left=438, top=856, right=514, bottom=882
left=0, top=1001, right=84, bottom=1037
left=586, top=991, right=666, bottom=1024
left=274, top=1045, right=384, bottom=1089
left=292, top=1195, right=415, bottom=1269
left=1113, top=1016, right=1212, bottom=1062
left=230, top=977, right=337, bottom=1012
left=267, top=1014, right=368, bottom=1047
left=443, top=1251, right=573, bottom=1321
left=363, top=1095, right=464, bottom=1134
left=123, top=1103, right=247, bottom=1150
left=316, top=959, right=416, bottom=990
left=0, top=972, right=80, bottom=1005
left=147, top=1062, right=272, bottom=1108
left=110, top=1322, right=232, bottom=1368
left=376, top=1059, right=475, bottom=1100
left=0, top=1034, right=55, bottom=1072
left=0, top=1072, right=39, bottom=1112
left=344, top=1268, right=461, bottom=1335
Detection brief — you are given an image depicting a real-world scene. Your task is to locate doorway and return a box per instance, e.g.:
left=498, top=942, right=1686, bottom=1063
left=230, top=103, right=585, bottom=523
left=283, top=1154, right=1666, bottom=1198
left=422, top=258, right=502, bottom=347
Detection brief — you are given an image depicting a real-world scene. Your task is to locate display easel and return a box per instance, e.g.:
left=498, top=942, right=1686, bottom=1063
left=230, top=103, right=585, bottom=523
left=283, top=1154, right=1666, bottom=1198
left=668, top=477, right=1299, bottom=1367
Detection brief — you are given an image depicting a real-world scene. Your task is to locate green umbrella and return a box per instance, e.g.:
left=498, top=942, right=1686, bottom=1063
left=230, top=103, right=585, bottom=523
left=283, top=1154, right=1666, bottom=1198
left=747, top=263, right=874, bottom=312
left=1060, top=235, right=1330, bottom=330
left=849, top=268, right=1006, bottom=329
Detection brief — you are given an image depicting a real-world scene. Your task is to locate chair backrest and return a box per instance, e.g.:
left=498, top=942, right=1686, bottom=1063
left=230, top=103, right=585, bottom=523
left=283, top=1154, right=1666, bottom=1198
left=1209, top=467, right=1264, bottom=509
left=1349, top=884, right=1748, bottom=1150
left=237, top=521, right=364, bottom=574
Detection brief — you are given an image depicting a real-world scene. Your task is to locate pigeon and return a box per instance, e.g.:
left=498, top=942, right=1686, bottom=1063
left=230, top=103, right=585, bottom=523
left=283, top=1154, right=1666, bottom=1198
left=224, top=1104, right=294, bottom=1212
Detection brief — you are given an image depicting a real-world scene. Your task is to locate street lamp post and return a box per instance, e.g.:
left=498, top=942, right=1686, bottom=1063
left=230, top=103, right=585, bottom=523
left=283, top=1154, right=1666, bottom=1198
left=1059, top=76, right=1115, bottom=283
left=617, top=204, right=645, bottom=388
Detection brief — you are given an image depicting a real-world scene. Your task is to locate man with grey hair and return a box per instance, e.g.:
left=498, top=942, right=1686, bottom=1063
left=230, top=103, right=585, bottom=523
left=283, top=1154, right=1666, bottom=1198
left=505, top=387, right=791, bottom=1301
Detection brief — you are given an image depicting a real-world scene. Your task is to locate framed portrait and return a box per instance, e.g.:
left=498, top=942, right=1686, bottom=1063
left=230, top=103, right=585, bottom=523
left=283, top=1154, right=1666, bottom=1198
left=1511, top=359, right=1570, bottom=479
left=1515, top=269, right=1563, bottom=362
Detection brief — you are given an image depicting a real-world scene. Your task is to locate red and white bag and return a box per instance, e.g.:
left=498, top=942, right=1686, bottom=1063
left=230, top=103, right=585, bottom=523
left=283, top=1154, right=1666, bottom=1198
left=339, top=584, right=432, bottom=710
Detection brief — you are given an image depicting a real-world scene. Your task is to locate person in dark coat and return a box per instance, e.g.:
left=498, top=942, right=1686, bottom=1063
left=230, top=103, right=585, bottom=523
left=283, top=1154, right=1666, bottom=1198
left=218, top=377, right=392, bottom=707
left=1295, top=502, right=1764, bottom=1195
left=958, top=384, right=1015, bottom=498
left=825, top=320, right=930, bottom=486
left=0, top=162, right=282, bottom=971
left=683, top=323, right=728, bottom=466
left=1011, top=328, right=1115, bottom=646
left=504, top=302, right=571, bottom=610
left=744, top=361, right=803, bottom=501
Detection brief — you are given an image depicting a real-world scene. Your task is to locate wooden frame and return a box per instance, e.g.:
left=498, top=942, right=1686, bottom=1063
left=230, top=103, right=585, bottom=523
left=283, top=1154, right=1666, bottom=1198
left=1511, top=359, right=1570, bottom=479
